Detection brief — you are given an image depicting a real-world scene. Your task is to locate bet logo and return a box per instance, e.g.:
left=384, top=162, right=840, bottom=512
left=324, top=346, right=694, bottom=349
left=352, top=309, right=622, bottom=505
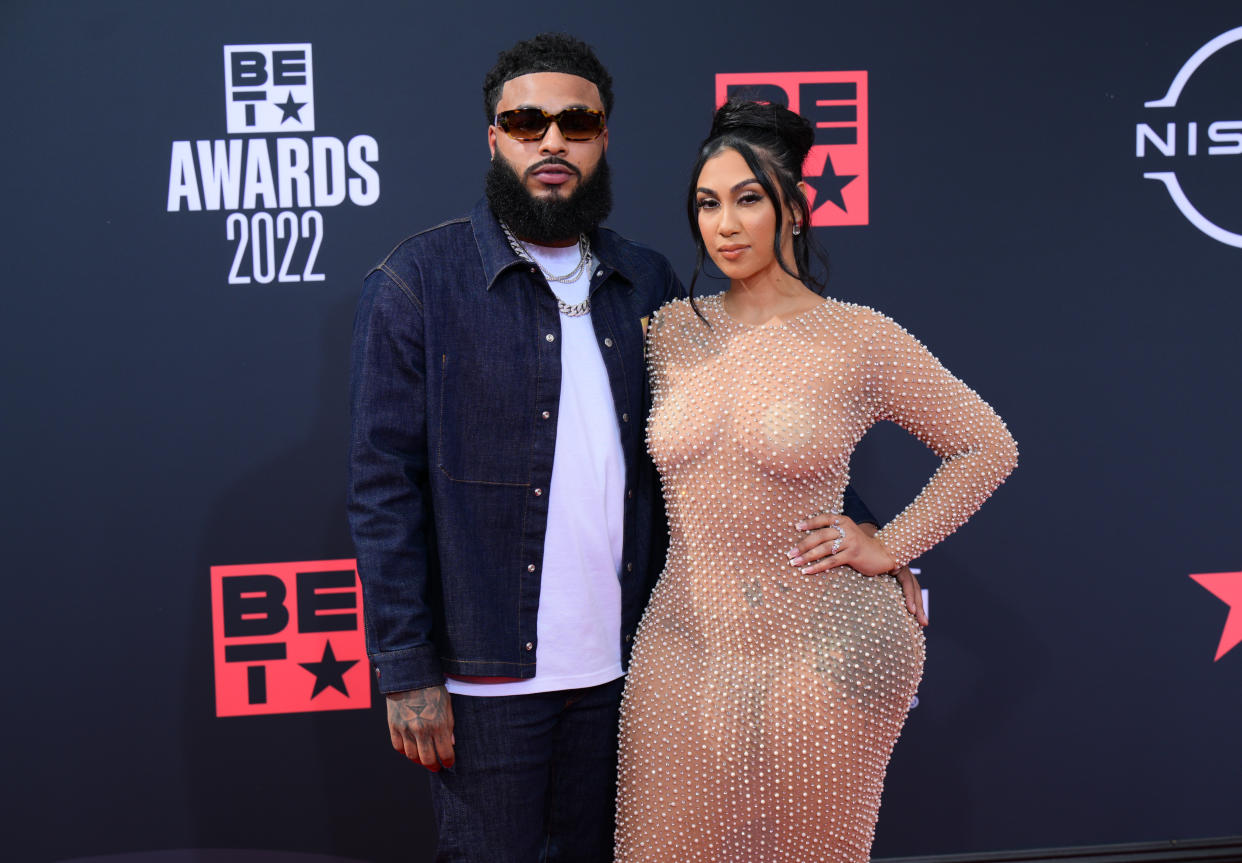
left=1136, top=26, right=1242, bottom=249
left=715, top=71, right=869, bottom=227
left=167, top=42, right=380, bottom=285
left=224, top=43, right=315, bottom=134
left=210, top=559, right=369, bottom=717
left=1189, top=570, right=1242, bottom=661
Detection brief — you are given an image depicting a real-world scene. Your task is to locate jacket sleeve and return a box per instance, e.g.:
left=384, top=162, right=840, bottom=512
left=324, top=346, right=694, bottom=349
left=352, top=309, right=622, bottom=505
left=347, top=262, right=443, bottom=694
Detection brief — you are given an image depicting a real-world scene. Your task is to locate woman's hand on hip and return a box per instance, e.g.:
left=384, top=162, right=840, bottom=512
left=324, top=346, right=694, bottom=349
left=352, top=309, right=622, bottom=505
left=788, top=514, right=897, bottom=577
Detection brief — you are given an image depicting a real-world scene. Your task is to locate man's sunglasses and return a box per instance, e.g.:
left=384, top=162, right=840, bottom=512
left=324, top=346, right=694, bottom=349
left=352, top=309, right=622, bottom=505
left=493, top=107, right=607, bottom=142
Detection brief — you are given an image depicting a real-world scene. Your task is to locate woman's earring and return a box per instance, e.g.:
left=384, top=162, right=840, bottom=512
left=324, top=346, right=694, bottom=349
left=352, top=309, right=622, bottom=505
left=792, top=222, right=801, bottom=236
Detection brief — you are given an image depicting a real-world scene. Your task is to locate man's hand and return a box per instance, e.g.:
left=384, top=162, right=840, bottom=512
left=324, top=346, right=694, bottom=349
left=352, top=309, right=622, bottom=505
left=387, top=684, right=456, bottom=771
left=893, top=566, right=928, bottom=627
left=790, top=517, right=928, bottom=627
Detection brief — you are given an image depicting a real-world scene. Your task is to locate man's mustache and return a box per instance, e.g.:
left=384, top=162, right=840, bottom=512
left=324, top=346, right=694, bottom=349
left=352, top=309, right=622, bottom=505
left=524, top=156, right=581, bottom=181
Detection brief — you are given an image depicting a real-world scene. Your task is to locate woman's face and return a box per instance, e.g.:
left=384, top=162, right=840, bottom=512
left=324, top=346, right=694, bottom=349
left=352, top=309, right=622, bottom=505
left=694, top=147, right=793, bottom=282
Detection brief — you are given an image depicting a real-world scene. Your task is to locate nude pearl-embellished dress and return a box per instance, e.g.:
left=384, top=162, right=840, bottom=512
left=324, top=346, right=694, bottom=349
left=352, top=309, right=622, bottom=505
left=615, top=295, right=1018, bottom=863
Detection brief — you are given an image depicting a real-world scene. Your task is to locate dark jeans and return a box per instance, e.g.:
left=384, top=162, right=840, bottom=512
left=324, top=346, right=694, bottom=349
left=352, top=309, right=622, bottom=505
left=429, top=677, right=625, bottom=863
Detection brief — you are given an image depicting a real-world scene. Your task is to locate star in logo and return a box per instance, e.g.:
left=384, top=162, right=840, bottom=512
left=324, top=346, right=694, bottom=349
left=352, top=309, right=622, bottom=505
left=299, top=640, right=358, bottom=697
left=805, top=152, right=857, bottom=215
left=275, top=91, right=306, bottom=123
left=1189, top=570, right=1242, bottom=661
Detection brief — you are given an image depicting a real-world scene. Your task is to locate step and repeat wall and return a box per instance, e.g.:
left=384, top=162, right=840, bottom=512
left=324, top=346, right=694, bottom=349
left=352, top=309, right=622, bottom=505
left=6, top=1, right=1240, bottom=861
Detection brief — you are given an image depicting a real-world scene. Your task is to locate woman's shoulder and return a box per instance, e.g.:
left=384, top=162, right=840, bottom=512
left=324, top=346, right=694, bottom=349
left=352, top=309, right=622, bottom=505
left=646, top=296, right=719, bottom=359
left=823, top=298, right=911, bottom=342
left=651, top=296, right=698, bottom=323
left=648, top=296, right=705, bottom=336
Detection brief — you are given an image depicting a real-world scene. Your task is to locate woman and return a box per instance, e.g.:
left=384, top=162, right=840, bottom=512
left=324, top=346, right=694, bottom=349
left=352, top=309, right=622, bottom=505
left=614, top=101, right=1018, bottom=862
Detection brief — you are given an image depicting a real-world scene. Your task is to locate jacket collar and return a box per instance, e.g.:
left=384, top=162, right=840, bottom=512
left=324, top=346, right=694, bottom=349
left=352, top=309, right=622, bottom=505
left=470, top=197, right=637, bottom=290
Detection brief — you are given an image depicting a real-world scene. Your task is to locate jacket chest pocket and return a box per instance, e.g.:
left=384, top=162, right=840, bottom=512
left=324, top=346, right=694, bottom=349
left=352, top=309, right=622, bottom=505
left=436, top=349, right=535, bottom=486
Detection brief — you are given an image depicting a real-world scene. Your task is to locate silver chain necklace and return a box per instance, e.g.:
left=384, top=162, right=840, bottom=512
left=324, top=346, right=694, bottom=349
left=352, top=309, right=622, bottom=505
left=500, top=221, right=593, bottom=317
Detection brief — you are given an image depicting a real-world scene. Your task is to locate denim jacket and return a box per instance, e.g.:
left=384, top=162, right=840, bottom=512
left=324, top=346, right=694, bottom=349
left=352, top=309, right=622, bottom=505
left=348, top=199, right=685, bottom=693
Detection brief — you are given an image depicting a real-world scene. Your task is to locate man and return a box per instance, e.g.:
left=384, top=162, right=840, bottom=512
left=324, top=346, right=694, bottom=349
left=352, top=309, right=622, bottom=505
left=348, top=33, right=925, bottom=863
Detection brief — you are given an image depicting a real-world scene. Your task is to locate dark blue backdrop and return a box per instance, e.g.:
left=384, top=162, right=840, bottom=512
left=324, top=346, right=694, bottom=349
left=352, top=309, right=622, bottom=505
left=5, top=2, right=1240, bottom=861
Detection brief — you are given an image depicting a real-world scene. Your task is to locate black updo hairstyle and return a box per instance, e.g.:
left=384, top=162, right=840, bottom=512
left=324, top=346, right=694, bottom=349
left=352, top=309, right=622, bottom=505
left=687, top=99, right=830, bottom=321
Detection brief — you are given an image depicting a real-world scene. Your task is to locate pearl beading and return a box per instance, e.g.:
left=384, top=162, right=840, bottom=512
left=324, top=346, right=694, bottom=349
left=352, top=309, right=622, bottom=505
left=615, top=294, right=1017, bottom=862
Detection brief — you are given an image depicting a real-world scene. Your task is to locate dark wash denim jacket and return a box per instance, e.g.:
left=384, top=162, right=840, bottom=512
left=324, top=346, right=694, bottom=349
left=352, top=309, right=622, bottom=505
left=348, top=199, right=686, bottom=694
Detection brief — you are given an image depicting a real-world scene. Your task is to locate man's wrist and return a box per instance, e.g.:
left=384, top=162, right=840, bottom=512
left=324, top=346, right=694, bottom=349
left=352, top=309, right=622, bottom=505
left=370, top=644, right=445, bottom=694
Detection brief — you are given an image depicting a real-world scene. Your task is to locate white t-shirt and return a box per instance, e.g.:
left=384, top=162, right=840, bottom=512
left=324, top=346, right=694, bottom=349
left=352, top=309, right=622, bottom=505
left=446, top=240, right=625, bottom=697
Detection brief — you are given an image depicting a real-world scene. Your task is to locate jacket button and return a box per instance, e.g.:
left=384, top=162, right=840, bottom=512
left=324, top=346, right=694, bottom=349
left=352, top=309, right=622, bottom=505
left=533, top=488, right=542, bottom=496
left=623, top=633, right=632, bottom=643
left=545, top=333, right=555, bottom=342
left=626, top=562, right=633, bottom=572
left=621, top=413, right=629, bottom=422
left=595, top=268, right=603, bottom=277
left=529, top=266, right=537, bottom=274
left=603, top=337, right=614, bottom=348
left=527, top=563, right=536, bottom=572
left=626, top=488, right=633, bottom=499
left=541, top=410, right=551, bottom=419
left=525, top=642, right=534, bottom=651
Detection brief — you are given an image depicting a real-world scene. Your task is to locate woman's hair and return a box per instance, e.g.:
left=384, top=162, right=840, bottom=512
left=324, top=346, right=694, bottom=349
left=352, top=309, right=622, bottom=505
left=686, top=99, right=830, bottom=320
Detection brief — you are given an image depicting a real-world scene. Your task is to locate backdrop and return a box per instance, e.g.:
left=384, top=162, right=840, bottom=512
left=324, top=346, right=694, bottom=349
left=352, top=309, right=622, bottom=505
left=5, top=2, right=1240, bottom=861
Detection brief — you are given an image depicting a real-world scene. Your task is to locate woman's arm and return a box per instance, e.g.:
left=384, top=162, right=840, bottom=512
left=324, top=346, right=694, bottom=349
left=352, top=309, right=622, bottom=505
left=862, top=311, right=1019, bottom=568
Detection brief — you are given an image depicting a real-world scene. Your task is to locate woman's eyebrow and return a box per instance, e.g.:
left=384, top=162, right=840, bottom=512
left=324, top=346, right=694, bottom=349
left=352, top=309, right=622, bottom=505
left=696, top=178, right=760, bottom=195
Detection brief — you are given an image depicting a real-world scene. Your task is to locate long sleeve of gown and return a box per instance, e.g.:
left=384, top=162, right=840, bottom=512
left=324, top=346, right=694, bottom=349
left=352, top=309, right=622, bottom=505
left=862, top=312, right=1019, bottom=568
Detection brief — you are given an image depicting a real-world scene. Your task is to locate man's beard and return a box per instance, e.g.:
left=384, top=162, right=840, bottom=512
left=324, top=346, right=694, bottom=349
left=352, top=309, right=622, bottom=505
left=485, top=151, right=613, bottom=244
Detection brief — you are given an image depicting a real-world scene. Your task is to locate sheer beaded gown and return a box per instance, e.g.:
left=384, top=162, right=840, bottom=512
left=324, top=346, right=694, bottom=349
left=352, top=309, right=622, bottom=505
left=615, top=295, right=1017, bottom=863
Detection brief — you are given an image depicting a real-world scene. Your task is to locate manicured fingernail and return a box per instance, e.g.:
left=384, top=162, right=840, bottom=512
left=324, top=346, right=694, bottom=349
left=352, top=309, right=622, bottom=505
left=800, top=566, right=813, bottom=574
left=795, top=522, right=808, bottom=530
left=787, top=548, right=799, bottom=558
left=790, top=556, right=804, bottom=566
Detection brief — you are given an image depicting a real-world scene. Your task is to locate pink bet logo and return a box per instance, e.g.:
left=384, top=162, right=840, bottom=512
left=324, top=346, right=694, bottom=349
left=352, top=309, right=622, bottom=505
left=715, top=71, right=869, bottom=227
left=211, top=559, right=370, bottom=717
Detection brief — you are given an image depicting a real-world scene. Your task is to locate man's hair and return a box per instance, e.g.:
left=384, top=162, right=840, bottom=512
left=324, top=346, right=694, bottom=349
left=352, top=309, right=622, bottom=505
left=482, top=33, right=614, bottom=121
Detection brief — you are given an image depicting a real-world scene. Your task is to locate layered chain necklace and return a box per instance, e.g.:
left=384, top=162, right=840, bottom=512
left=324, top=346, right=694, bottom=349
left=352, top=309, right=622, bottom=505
left=500, top=220, right=593, bottom=317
